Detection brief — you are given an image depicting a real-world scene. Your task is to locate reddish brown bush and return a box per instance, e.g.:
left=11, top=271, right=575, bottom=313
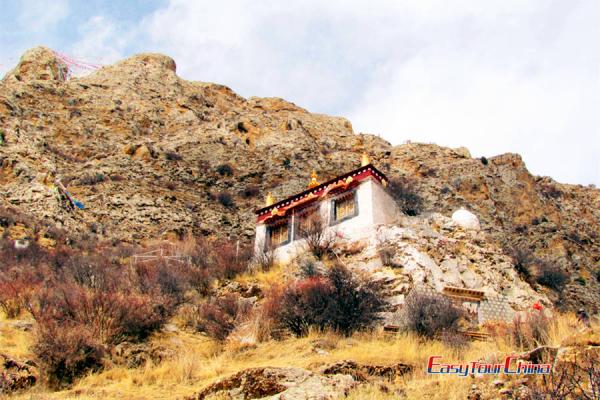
left=273, top=264, right=386, bottom=336
left=29, top=284, right=172, bottom=345
left=215, top=240, right=252, bottom=279
left=33, top=321, right=104, bottom=388
left=403, top=291, right=464, bottom=338
left=276, top=276, right=333, bottom=336
left=0, top=238, right=48, bottom=267
left=0, top=233, right=254, bottom=385
left=241, top=185, right=260, bottom=198
left=0, top=277, right=29, bottom=318
left=194, top=294, right=250, bottom=341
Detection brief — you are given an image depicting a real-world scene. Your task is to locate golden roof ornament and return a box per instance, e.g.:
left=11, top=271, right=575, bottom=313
left=361, top=152, right=371, bottom=166
left=308, top=170, right=319, bottom=188
left=265, top=192, right=275, bottom=206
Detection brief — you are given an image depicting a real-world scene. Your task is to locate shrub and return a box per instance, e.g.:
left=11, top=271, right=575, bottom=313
left=480, top=156, right=488, bottom=165
left=528, top=347, right=599, bottom=399
left=165, top=181, right=176, bottom=190
left=254, top=242, right=275, bottom=272
left=109, top=174, right=125, bottom=182
left=509, top=246, right=536, bottom=284
left=403, top=291, right=463, bottom=338
left=214, top=240, right=252, bottom=279
left=575, top=276, right=586, bottom=286
left=216, top=163, right=234, bottom=176
left=0, top=278, right=29, bottom=318
left=274, top=264, right=385, bottom=336
left=540, top=183, right=562, bottom=199
left=387, top=177, right=424, bottom=216
left=377, top=243, right=396, bottom=267
left=275, top=276, right=333, bottom=336
left=217, top=191, right=235, bottom=208
left=440, top=331, right=470, bottom=351
left=194, top=294, right=250, bottom=341
left=297, top=254, right=321, bottom=278
left=297, top=214, right=337, bottom=260
left=165, top=151, right=182, bottom=161
left=536, top=260, right=569, bottom=291
left=79, top=173, right=106, bottom=185
left=509, top=312, right=550, bottom=349
left=0, top=207, right=16, bottom=227
left=34, top=322, right=104, bottom=388
left=242, top=185, right=260, bottom=198
left=596, top=270, right=600, bottom=283
left=28, top=284, right=172, bottom=345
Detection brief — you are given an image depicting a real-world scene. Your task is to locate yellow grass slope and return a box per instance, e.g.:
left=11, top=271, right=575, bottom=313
left=2, top=311, right=587, bottom=400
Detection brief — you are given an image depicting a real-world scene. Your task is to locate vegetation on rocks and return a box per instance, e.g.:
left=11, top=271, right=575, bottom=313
left=0, top=46, right=598, bottom=399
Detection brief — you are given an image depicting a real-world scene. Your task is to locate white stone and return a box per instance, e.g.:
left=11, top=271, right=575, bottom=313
left=451, top=208, right=481, bottom=231
left=14, top=239, right=30, bottom=250
left=460, top=268, right=482, bottom=288
left=388, top=295, right=405, bottom=306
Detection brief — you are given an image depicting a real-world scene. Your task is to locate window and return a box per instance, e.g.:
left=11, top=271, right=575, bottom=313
left=294, top=208, right=318, bottom=240
left=268, top=220, right=290, bottom=247
left=332, top=192, right=357, bottom=223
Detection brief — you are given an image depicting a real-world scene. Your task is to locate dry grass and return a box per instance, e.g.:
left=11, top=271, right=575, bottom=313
left=234, top=261, right=286, bottom=287
left=4, top=311, right=587, bottom=400
left=0, top=314, right=34, bottom=359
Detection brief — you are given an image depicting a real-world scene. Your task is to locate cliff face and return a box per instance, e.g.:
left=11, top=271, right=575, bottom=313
left=0, top=47, right=598, bottom=310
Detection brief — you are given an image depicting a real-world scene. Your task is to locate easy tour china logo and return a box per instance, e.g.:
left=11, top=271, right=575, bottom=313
left=427, top=356, right=551, bottom=377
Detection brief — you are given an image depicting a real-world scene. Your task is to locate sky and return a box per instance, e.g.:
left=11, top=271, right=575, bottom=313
left=1, top=0, right=598, bottom=186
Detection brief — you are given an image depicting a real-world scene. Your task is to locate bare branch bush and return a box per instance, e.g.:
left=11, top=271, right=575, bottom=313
left=297, top=214, right=337, bottom=260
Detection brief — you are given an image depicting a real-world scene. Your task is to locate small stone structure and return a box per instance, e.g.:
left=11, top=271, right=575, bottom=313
left=392, top=286, right=516, bottom=329
left=478, top=296, right=515, bottom=324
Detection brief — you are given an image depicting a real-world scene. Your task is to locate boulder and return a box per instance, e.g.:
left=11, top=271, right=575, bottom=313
left=110, top=342, right=175, bottom=368
left=319, top=360, right=412, bottom=382
left=0, top=354, right=38, bottom=394
left=451, top=208, right=481, bottom=231
left=186, top=367, right=356, bottom=400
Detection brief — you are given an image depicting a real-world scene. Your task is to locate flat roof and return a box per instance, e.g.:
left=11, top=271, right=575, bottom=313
left=254, top=163, right=389, bottom=216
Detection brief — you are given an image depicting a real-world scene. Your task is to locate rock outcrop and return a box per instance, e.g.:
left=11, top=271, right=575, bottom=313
left=0, top=47, right=598, bottom=310
left=186, top=366, right=357, bottom=400
left=0, top=353, right=38, bottom=394
left=329, top=213, right=549, bottom=325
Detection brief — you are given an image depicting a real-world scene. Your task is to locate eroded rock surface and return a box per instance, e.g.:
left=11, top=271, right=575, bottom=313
left=186, top=366, right=356, bottom=400
left=0, top=46, right=598, bottom=310
left=0, top=353, right=38, bottom=394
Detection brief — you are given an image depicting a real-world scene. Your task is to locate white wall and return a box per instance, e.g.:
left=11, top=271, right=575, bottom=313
left=371, top=179, right=400, bottom=225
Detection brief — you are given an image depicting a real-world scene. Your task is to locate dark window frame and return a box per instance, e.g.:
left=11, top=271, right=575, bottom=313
left=266, top=218, right=292, bottom=249
left=330, top=190, right=359, bottom=226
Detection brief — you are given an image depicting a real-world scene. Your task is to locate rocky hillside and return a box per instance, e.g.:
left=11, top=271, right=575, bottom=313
left=0, top=46, right=598, bottom=310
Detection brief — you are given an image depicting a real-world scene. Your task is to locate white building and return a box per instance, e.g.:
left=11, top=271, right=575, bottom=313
left=254, top=156, right=399, bottom=263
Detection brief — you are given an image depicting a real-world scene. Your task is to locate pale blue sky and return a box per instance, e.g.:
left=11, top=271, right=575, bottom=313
left=1, top=0, right=599, bottom=186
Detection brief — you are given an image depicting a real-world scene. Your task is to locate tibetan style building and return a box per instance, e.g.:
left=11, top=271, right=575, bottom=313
left=254, top=154, right=399, bottom=262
